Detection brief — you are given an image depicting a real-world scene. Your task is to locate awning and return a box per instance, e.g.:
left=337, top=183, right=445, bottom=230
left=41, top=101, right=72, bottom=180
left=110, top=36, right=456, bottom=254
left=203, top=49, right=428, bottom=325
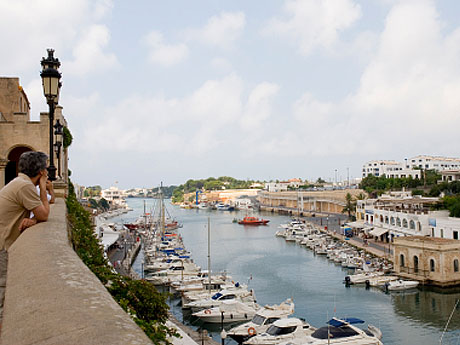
left=369, top=227, right=388, bottom=237
left=345, top=221, right=365, bottom=229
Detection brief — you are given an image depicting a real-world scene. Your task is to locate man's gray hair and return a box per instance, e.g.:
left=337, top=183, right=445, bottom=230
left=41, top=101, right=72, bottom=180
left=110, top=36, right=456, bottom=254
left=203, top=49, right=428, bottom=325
left=18, top=151, right=48, bottom=178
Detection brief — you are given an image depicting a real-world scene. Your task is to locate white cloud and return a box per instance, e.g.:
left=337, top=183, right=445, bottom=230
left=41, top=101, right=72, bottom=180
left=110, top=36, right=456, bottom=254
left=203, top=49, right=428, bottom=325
left=0, top=0, right=114, bottom=74
left=66, top=25, right=119, bottom=76
left=185, top=11, right=246, bottom=49
left=265, top=0, right=460, bottom=157
left=264, top=0, right=362, bottom=55
left=241, top=82, right=280, bottom=128
left=143, top=31, right=189, bottom=66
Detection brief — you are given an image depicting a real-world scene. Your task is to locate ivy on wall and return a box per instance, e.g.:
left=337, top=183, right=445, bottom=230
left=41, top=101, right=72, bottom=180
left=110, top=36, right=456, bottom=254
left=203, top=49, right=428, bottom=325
left=66, top=181, right=178, bottom=344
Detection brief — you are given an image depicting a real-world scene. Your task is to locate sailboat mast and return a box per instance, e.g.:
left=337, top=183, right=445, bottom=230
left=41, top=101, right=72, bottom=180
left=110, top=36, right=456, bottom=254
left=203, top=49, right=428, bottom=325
left=208, top=217, right=211, bottom=291
left=160, top=182, right=165, bottom=238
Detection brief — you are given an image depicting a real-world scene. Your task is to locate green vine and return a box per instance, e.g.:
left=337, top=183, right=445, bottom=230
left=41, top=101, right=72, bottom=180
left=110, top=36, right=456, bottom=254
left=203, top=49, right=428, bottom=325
left=63, top=126, right=73, bottom=148
left=66, top=181, right=178, bottom=343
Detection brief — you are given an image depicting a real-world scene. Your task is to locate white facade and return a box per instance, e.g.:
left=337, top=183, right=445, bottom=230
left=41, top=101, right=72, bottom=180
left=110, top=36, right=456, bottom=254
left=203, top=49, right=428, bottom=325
left=362, top=160, right=404, bottom=178
left=440, top=170, right=460, bottom=182
left=101, top=186, right=127, bottom=207
left=264, top=182, right=289, bottom=192
left=357, top=194, right=460, bottom=241
left=406, top=155, right=460, bottom=171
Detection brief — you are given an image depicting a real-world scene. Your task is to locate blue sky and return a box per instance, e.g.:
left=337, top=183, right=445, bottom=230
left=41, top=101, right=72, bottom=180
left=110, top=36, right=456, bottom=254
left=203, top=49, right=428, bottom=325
left=2, top=0, right=460, bottom=188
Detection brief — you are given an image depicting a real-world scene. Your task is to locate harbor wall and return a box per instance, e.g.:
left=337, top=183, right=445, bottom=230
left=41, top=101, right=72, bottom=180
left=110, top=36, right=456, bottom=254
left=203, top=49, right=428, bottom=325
left=0, top=198, right=153, bottom=345
left=258, top=189, right=365, bottom=215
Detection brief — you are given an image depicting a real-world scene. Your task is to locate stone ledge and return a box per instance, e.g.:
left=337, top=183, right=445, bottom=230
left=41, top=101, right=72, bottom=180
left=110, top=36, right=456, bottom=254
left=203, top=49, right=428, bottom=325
left=0, top=198, right=153, bottom=345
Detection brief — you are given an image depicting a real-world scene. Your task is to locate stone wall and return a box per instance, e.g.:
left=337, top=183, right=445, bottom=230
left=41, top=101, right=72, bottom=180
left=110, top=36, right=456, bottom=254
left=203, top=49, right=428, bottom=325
left=0, top=198, right=153, bottom=345
left=393, top=236, right=460, bottom=286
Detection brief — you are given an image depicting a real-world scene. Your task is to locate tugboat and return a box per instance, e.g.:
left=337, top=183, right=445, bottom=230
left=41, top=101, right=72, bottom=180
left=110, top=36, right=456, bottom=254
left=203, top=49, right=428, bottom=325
left=238, top=216, right=270, bottom=225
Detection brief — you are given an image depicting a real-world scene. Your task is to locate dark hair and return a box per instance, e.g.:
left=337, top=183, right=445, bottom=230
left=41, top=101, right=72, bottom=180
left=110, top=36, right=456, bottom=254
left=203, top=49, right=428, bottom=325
left=18, top=151, right=48, bottom=177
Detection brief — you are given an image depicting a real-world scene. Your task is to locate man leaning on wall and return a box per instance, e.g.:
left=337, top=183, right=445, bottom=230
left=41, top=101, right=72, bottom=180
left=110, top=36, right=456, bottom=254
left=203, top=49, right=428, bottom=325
left=0, top=151, right=54, bottom=326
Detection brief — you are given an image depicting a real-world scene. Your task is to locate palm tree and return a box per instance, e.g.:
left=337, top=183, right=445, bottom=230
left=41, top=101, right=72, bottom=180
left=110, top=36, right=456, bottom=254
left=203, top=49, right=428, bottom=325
left=342, top=193, right=356, bottom=220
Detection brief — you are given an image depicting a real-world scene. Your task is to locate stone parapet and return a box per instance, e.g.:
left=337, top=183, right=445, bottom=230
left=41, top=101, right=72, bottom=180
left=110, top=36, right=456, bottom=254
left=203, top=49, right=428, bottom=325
left=0, top=198, right=153, bottom=345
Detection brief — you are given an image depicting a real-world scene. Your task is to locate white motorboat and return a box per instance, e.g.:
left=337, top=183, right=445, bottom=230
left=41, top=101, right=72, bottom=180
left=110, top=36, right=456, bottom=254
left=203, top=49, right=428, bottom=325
left=183, top=287, right=256, bottom=312
left=193, top=300, right=259, bottom=323
left=227, top=299, right=295, bottom=343
left=384, top=279, right=419, bottom=291
left=244, top=317, right=315, bottom=345
left=344, top=272, right=383, bottom=285
left=287, top=317, right=383, bottom=345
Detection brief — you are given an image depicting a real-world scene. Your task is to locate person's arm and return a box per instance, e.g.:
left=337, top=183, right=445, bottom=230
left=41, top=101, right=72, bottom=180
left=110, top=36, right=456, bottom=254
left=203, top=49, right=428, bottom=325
left=31, top=173, right=50, bottom=222
left=46, top=180, right=55, bottom=204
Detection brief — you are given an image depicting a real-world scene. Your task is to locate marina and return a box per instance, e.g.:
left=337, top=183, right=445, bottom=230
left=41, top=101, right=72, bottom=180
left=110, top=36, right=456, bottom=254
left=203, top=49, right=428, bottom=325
left=109, top=198, right=460, bottom=345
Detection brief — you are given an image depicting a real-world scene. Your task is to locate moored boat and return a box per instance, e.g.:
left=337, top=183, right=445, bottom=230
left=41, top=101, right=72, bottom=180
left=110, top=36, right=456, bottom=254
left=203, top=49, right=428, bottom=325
left=238, top=216, right=270, bottom=225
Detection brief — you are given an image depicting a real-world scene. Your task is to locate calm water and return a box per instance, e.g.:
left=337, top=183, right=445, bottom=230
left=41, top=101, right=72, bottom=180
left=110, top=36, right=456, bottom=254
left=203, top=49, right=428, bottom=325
left=113, top=198, right=460, bottom=345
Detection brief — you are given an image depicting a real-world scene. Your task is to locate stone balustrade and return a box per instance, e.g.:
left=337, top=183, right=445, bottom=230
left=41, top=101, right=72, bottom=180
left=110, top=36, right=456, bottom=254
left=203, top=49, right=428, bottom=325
left=0, top=198, right=153, bottom=345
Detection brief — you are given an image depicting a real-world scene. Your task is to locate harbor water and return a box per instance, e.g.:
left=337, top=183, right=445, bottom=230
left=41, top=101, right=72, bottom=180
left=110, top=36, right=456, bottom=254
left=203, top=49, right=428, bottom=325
left=113, top=198, right=460, bottom=345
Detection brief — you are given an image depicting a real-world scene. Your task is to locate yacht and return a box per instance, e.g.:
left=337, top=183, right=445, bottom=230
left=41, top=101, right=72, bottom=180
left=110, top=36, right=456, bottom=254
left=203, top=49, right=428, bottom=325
left=183, top=287, right=256, bottom=312
left=192, top=300, right=259, bottom=323
left=227, top=299, right=295, bottom=343
left=285, top=317, right=383, bottom=345
left=244, top=318, right=315, bottom=345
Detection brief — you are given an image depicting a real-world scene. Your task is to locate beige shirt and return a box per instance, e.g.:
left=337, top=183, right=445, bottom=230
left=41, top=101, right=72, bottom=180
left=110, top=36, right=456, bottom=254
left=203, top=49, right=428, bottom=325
left=0, top=173, right=42, bottom=250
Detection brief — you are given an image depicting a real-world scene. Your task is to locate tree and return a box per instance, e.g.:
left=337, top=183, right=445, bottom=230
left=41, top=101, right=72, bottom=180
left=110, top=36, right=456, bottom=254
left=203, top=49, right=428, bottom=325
left=99, top=198, right=110, bottom=211
left=342, top=193, right=356, bottom=220
left=316, top=177, right=326, bottom=184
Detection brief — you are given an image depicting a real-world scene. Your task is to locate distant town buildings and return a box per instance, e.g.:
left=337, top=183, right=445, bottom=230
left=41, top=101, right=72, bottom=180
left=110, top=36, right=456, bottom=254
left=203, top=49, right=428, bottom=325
left=362, top=155, right=460, bottom=179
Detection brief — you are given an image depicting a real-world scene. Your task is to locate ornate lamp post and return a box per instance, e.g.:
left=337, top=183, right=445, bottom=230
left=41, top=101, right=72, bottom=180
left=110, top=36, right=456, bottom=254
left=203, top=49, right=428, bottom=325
left=53, top=119, right=64, bottom=178
left=40, top=49, right=62, bottom=181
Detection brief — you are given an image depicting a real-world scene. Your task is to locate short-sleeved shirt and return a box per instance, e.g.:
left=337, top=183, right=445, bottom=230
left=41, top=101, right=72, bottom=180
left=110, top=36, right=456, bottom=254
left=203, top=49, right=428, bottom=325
left=0, top=173, right=42, bottom=251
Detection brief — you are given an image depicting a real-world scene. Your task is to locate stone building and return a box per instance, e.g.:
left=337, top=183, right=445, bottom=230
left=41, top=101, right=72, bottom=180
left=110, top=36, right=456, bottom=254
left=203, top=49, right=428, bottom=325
left=0, top=77, right=68, bottom=188
left=393, top=236, right=460, bottom=287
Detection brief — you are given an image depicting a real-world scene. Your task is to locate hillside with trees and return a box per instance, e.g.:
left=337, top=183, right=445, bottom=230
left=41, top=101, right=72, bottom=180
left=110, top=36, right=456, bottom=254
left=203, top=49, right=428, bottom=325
left=172, top=176, right=262, bottom=203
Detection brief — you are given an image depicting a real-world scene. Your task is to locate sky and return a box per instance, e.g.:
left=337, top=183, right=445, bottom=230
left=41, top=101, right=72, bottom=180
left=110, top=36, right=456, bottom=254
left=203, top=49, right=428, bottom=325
left=2, top=0, right=460, bottom=189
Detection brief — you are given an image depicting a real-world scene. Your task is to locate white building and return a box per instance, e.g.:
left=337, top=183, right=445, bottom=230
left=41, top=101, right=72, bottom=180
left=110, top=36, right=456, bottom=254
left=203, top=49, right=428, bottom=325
left=362, top=160, right=420, bottom=179
left=440, top=170, right=460, bottom=182
left=406, top=155, right=460, bottom=171
left=101, top=186, right=127, bottom=208
left=264, top=182, right=289, bottom=192
left=356, top=192, right=460, bottom=241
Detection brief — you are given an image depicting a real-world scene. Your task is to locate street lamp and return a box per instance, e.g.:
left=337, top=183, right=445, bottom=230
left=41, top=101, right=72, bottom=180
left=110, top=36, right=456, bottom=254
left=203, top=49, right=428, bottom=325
left=53, top=119, right=64, bottom=178
left=40, top=49, right=62, bottom=181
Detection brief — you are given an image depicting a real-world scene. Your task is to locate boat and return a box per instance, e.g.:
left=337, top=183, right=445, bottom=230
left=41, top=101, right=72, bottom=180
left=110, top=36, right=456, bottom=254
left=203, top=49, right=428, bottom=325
left=192, top=300, right=259, bottom=323
left=183, top=286, right=256, bottom=312
left=287, top=317, right=383, bottom=345
left=238, top=216, right=270, bottom=225
left=227, top=299, right=295, bottom=343
left=216, top=203, right=235, bottom=211
left=244, top=317, right=315, bottom=345
left=384, top=279, right=419, bottom=291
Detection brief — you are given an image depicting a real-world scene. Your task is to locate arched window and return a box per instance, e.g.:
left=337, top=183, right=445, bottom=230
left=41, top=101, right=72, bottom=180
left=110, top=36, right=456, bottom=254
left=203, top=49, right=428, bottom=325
left=414, top=256, right=419, bottom=273
left=409, top=220, right=415, bottom=230
left=454, top=259, right=459, bottom=273
left=402, top=219, right=408, bottom=228
left=417, top=221, right=422, bottom=231
left=366, top=214, right=369, bottom=222
left=380, top=215, right=384, bottom=223
left=430, top=259, right=435, bottom=272
left=385, top=216, right=389, bottom=224
left=391, top=217, right=395, bottom=226
left=396, top=218, right=401, bottom=227
left=400, top=254, right=405, bottom=267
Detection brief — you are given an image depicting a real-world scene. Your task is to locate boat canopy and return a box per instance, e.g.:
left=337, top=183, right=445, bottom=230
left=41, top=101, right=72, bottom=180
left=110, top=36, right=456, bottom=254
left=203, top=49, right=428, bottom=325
left=312, top=325, right=359, bottom=339
left=327, top=318, right=365, bottom=327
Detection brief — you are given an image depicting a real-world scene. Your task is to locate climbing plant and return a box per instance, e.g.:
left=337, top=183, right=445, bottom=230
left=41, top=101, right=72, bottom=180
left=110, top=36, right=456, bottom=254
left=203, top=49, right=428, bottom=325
left=66, top=181, right=178, bottom=343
